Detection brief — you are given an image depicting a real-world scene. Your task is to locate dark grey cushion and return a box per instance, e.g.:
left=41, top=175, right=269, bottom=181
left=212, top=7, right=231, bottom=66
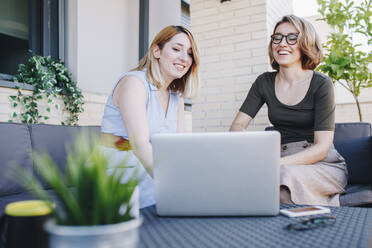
left=340, top=185, right=372, bottom=207
left=0, top=122, right=33, bottom=196
left=29, top=124, right=101, bottom=188
left=334, top=122, right=371, bottom=146
left=336, top=136, right=372, bottom=185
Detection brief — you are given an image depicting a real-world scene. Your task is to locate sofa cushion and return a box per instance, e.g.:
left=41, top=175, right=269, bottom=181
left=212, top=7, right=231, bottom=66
left=29, top=124, right=101, bottom=188
left=340, top=185, right=372, bottom=207
left=334, top=122, right=371, bottom=145
left=336, top=136, right=372, bottom=185
left=0, top=122, right=33, bottom=196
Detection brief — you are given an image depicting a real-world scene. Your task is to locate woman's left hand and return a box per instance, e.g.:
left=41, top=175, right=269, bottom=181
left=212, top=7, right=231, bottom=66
left=280, top=130, right=334, bottom=165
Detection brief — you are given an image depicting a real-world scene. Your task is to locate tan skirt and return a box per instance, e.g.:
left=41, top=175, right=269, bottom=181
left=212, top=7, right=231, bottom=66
left=280, top=140, right=348, bottom=206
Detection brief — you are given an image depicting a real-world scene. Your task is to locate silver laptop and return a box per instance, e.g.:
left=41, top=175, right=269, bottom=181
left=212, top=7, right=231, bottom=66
left=152, top=131, right=280, bottom=216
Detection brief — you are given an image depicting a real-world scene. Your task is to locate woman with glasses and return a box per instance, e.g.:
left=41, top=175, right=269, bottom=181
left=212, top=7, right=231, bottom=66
left=230, top=15, right=347, bottom=206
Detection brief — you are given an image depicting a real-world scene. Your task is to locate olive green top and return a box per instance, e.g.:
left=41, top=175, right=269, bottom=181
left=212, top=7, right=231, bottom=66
left=240, top=71, right=335, bottom=144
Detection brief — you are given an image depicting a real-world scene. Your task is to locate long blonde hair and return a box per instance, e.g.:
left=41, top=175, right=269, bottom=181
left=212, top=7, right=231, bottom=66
left=268, top=15, right=323, bottom=70
left=133, top=25, right=200, bottom=98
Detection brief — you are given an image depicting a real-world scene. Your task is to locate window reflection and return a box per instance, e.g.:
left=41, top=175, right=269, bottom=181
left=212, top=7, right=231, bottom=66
left=0, top=0, right=29, bottom=75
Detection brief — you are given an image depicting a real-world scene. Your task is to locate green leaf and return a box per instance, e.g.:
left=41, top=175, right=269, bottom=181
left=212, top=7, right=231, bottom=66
left=317, top=0, right=371, bottom=121
left=11, top=54, right=84, bottom=126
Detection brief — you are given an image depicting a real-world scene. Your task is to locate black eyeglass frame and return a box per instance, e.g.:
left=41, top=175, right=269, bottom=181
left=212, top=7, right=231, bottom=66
left=270, top=33, right=299, bottom=45
left=286, top=216, right=336, bottom=231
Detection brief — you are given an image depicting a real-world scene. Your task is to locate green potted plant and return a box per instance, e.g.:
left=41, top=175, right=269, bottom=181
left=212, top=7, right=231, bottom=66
left=9, top=55, right=84, bottom=125
left=11, top=131, right=141, bottom=248
left=317, top=0, right=372, bottom=121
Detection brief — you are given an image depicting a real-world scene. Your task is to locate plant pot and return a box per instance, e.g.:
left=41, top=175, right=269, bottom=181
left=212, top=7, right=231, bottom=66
left=44, top=217, right=142, bottom=248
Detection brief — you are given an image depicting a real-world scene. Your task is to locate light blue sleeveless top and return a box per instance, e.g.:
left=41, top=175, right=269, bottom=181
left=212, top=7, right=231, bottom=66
left=101, top=70, right=179, bottom=137
left=100, top=70, right=179, bottom=208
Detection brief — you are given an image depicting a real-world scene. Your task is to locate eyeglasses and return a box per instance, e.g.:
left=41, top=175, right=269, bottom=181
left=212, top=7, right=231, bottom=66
left=270, top=33, right=299, bottom=45
left=286, top=216, right=336, bottom=231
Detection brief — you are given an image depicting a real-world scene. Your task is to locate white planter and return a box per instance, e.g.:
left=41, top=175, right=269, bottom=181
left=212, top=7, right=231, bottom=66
left=44, top=187, right=141, bottom=248
left=44, top=217, right=142, bottom=248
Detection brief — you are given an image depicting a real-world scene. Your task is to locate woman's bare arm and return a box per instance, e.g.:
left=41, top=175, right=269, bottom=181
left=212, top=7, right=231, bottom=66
left=280, top=130, right=333, bottom=166
left=113, top=75, right=154, bottom=177
left=229, top=111, right=253, bottom=131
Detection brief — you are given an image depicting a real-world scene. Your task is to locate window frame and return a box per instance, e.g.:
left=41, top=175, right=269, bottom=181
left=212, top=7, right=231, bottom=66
left=0, top=0, right=61, bottom=83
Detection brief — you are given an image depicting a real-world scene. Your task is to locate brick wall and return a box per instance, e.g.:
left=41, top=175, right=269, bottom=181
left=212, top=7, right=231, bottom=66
left=190, top=0, right=292, bottom=132
left=4, top=82, right=368, bottom=131
left=0, top=86, right=194, bottom=132
left=335, top=102, right=372, bottom=124
left=184, top=111, right=192, bottom=132
left=0, top=86, right=106, bottom=126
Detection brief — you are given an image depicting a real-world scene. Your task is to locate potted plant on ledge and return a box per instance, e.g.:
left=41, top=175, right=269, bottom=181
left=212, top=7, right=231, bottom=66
left=9, top=55, right=84, bottom=125
left=12, top=132, right=141, bottom=248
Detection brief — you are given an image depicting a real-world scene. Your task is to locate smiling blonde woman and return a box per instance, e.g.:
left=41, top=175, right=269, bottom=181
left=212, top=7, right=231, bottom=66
left=230, top=15, right=347, bottom=206
left=100, top=26, right=200, bottom=208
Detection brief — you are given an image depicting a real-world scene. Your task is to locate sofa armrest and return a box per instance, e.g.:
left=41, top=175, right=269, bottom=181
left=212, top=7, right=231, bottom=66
left=0, top=122, right=33, bottom=196
left=340, top=185, right=372, bottom=207
left=336, top=136, right=372, bottom=185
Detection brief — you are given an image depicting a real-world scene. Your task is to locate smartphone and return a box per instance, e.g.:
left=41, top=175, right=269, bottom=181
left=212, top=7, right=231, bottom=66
left=279, top=206, right=331, bottom=217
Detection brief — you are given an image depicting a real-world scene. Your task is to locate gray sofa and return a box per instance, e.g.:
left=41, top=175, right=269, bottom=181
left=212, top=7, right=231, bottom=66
left=0, top=122, right=100, bottom=213
left=0, top=122, right=371, bottom=214
left=333, top=122, right=372, bottom=207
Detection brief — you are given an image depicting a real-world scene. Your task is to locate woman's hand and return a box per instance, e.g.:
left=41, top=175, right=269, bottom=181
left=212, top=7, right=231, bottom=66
left=113, top=75, right=154, bottom=177
left=280, top=130, right=334, bottom=166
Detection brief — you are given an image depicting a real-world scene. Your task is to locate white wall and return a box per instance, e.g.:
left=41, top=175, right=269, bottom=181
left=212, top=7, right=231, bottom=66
left=64, top=0, right=78, bottom=81
left=266, top=0, right=292, bottom=36
left=64, top=0, right=139, bottom=95
left=149, top=0, right=181, bottom=42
